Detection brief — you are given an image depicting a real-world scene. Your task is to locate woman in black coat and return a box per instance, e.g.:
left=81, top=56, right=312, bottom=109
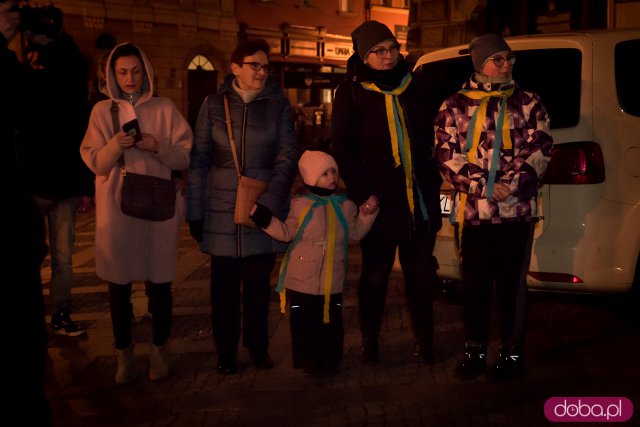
left=331, top=20, right=442, bottom=364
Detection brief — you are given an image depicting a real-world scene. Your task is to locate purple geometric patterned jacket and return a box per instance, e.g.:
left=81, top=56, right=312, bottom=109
left=434, top=77, right=553, bottom=225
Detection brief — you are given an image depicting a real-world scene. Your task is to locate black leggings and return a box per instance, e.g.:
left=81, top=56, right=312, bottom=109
left=209, top=254, right=275, bottom=362
left=358, top=225, right=438, bottom=349
left=460, top=222, right=533, bottom=346
left=108, top=281, right=173, bottom=349
left=288, top=290, right=344, bottom=371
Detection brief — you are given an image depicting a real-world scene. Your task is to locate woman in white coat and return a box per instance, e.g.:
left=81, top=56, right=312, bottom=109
left=81, top=42, right=192, bottom=384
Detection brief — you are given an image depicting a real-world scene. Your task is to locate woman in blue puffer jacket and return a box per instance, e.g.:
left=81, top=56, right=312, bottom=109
left=186, top=39, right=299, bottom=374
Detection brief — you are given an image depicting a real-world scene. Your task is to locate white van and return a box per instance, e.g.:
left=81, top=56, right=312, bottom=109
left=413, top=29, right=640, bottom=294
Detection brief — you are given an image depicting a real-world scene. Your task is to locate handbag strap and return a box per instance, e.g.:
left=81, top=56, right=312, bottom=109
left=223, top=95, right=242, bottom=179
left=110, top=101, right=127, bottom=169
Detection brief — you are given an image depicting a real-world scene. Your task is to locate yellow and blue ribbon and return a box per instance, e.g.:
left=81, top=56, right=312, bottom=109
left=276, top=193, right=348, bottom=323
left=361, top=73, right=428, bottom=223
left=455, top=87, right=514, bottom=240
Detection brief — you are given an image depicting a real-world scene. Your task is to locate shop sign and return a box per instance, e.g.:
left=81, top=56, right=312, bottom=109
left=324, top=41, right=352, bottom=60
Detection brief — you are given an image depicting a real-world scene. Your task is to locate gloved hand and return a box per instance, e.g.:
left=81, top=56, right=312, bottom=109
left=250, top=203, right=272, bottom=229
left=188, top=220, right=204, bottom=242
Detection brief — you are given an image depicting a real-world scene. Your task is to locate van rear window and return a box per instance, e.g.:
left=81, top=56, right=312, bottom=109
left=615, top=39, right=640, bottom=117
left=416, top=48, right=582, bottom=130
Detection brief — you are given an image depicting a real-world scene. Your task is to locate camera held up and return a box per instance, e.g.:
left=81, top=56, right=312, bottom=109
left=11, top=2, right=63, bottom=38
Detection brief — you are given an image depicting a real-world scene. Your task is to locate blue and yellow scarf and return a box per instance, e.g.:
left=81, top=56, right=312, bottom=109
left=276, top=193, right=348, bottom=324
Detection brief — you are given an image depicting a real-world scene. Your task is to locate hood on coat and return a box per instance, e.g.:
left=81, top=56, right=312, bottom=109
left=105, top=42, right=154, bottom=105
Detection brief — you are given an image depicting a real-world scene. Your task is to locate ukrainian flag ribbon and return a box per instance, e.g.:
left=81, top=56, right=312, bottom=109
left=276, top=194, right=348, bottom=323
left=455, top=87, right=514, bottom=240
left=361, top=73, right=428, bottom=223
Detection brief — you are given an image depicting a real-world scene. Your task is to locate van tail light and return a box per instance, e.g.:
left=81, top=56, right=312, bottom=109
left=528, top=271, right=584, bottom=283
left=542, top=141, right=605, bottom=185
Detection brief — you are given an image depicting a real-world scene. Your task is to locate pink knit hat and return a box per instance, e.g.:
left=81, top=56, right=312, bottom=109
left=298, top=150, right=338, bottom=186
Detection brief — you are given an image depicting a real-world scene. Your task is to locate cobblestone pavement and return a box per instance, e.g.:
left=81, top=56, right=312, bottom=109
left=42, top=212, right=640, bottom=426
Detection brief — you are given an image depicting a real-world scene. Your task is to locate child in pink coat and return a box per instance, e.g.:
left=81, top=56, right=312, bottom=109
left=261, top=150, right=379, bottom=376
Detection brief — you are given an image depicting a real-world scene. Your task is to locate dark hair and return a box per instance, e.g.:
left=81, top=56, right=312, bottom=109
left=230, top=39, right=270, bottom=66
left=110, top=43, right=144, bottom=72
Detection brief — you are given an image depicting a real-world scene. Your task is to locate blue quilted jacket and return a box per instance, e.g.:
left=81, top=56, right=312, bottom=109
left=187, top=74, right=299, bottom=257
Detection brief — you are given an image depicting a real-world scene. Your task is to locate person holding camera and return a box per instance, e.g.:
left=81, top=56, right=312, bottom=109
left=1, top=0, right=51, bottom=424
left=13, top=2, right=94, bottom=337
left=81, top=43, right=193, bottom=384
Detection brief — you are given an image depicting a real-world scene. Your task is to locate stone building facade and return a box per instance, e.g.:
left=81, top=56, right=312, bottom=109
left=20, top=0, right=409, bottom=141
left=46, top=0, right=237, bottom=127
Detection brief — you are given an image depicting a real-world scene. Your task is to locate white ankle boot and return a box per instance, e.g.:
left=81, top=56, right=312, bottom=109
left=149, top=342, right=169, bottom=381
left=115, top=344, right=135, bottom=384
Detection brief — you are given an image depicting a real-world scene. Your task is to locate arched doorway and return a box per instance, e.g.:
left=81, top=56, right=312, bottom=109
left=187, top=55, right=217, bottom=129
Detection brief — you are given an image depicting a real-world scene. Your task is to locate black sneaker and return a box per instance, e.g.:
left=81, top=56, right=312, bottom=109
left=489, top=345, right=525, bottom=381
left=51, top=309, right=86, bottom=337
left=455, top=344, right=487, bottom=380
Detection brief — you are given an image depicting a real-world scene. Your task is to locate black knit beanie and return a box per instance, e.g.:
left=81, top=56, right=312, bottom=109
left=351, top=20, right=397, bottom=61
left=469, top=33, right=512, bottom=72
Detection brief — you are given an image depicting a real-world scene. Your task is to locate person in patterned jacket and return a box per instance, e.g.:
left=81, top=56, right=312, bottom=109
left=434, top=33, right=553, bottom=381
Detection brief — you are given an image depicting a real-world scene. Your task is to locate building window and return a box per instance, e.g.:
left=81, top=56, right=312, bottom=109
left=188, top=55, right=214, bottom=71
left=338, top=0, right=351, bottom=13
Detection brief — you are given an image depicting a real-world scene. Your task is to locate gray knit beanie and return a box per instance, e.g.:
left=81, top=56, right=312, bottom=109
left=469, top=33, right=512, bottom=72
left=351, top=20, right=397, bottom=61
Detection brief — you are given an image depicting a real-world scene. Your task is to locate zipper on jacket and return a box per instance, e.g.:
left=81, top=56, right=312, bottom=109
left=236, top=102, right=249, bottom=258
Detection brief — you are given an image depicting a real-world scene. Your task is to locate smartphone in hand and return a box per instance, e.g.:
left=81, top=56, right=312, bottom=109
left=122, top=119, right=142, bottom=142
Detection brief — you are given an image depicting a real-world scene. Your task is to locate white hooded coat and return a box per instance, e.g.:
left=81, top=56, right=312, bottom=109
left=80, top=43, right=193, bottom=284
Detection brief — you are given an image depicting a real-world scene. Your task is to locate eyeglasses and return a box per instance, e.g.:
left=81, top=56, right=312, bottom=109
left=489, top=54, right=516, bottom=67
left=368, top=44, right=400, bottom=59
left=242, top=62, right=269, bottom=72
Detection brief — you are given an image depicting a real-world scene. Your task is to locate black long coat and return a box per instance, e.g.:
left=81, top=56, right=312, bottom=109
left=331, top=55, right=442, bottom=242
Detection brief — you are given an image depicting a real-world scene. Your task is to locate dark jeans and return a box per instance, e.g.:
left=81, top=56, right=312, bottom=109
left=358, top=224, right=438, bottom=350
left=460, top=221, right=534, bottom=347
left=288, top=290, right=344, bottom=372
left=210, top=254, right=276, bottom=362
left=108, top=281, right=173, bottom=349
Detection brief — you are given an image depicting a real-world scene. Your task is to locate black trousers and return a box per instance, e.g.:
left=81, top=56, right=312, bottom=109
left=210, top=254, right=275, bottom=362
left=460, top=221, right=534, bottom=347
left=358, top=224, right=438, bottom=350
left=288, top=290, right=344, bottom=372
left=15, top=259, right=51, bottom=426
left=108, top=281, right=173, bottom=349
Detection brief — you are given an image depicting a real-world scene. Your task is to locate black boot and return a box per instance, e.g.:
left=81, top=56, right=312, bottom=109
left=413, top=340, right=434, bottom=364
left=216, top=355, right=238, bottom=374
left=489, top=345, right=524, bottom=381
left=455, top=343, right=487, bottom=380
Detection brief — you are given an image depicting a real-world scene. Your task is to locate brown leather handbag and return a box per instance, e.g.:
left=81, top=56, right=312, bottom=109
left=110, top=102, right=176, bottom=221
left=223, top=95, right=267, bottom=229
